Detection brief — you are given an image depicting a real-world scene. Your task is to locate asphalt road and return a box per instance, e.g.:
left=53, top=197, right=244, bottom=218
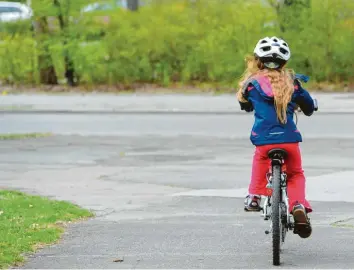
left=1, top=93, right=354, bottom=113
left=1, top=111, right=354, bottom=269
left=1, top=112, right=354, bottom=138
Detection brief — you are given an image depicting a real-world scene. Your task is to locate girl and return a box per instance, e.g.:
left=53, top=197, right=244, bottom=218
left=237, top=36, right=316, bottom=239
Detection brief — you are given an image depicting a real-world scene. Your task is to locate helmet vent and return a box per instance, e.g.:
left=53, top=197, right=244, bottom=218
left=279, top=48, right=288, bottom=55
left=262, top=46, right=271, bottom=52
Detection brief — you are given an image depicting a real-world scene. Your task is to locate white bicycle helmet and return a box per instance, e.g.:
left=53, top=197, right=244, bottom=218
left=253, top=36, right=291, bottom=69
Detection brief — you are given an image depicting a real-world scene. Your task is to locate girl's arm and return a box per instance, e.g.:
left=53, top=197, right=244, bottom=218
left=294, top=80, right=315, bottom=116
left=237, top=83, right=254, bottom=112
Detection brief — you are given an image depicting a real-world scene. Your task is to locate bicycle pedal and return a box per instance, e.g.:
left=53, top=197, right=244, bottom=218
left=293, top=224, right=310, bottom=233
left=244, top=206, right=262, bottom=212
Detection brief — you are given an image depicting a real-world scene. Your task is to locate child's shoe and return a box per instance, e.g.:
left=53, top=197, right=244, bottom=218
left=292, top=204, right=312, bottom=238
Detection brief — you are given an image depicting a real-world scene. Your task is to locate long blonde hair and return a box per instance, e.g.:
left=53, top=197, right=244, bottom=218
left=237, top=56, right=295, bottom=124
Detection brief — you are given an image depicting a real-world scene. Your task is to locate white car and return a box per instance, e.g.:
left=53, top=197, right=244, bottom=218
left=81, top=0, right=128, bottom=13
left=81, top=0, right=151, bottom=13
left=0, top=1, right=33, bottom=23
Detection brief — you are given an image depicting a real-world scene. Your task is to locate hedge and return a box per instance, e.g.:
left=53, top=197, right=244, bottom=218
left=0, top=0, right=353, bottom=87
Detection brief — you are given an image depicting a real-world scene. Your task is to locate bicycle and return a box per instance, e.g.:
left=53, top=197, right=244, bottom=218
left=261, top=98, right=318, bottom=266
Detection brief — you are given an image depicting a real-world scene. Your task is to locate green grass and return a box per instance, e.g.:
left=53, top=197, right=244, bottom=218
left=0, top=133, right=52, bottom=140
left=331, top=219, right=354, bottom=229
left=0, top=190, right=93, bottom=269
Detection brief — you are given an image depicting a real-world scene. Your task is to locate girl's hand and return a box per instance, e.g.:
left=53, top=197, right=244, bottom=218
left=294, top=104, right=302, bottom=113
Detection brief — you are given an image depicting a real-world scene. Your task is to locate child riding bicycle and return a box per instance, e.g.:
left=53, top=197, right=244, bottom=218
left=237, top=36, right=316, bottom=239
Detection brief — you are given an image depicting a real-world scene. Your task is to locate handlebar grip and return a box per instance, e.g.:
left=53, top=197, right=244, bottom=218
left=313, top=98, right=318, bottom=111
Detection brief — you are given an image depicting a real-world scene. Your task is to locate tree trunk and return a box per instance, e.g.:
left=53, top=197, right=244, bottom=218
left=127, top=0, right=139, bottom=11
left=54, top=0, right=76, bottom=86
left=273, top=0, right=311, bottom=33
left=33, top=17, right=58, bottom=85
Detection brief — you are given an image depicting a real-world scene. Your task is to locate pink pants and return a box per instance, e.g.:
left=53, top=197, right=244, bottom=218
left=249, top=143, right=312, bottom=213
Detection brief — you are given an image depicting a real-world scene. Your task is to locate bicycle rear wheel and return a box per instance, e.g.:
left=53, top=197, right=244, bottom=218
left=271, top=164, right=281, bottom=266
left=280, top=202, right=287, bottom=244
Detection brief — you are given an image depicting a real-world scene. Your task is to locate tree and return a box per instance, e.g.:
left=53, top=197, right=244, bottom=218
left=268, top=0, right=311, bottom=32
left=127, top=0, right=139, bottom=11
left=33, top=17, right=59, bottom=84
left=53, top=0, right=76, bottom=86
left=30, top=0, right=96, bottom=86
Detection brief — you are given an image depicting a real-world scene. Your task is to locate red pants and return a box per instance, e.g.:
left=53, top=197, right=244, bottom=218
left=249, top=143, right=312, bottom=213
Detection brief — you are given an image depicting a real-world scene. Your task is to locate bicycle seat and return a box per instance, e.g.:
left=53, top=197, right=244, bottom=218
left=267, top=148, right=288, bottom=160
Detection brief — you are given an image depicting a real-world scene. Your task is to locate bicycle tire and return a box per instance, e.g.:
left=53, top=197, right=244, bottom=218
left=272, top=164, right=281, bottom=266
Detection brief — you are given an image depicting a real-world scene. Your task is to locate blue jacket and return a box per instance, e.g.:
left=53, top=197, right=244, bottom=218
left=239, top=73, right=315, bottom=146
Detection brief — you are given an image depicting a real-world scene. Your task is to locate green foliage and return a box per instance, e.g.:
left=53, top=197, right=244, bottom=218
left=0, top=34, right=37, bottom=84
left=0, top=0, right=353, bottom=87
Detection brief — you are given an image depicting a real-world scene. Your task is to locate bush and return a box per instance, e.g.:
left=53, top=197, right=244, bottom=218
left=0, top=0, right=353, bottom=88
left=0, top=34, right=37, bottom=84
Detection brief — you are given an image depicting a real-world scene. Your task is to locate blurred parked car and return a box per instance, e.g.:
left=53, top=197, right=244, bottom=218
left=81, top=0, right=128, bottom=13
left=81, top=0, right=151, bottom=14
left=79, top=0, right=150, bottom=29
left=0, top=1, right=32, bottom=23
left=79, top=0, right=129, bottom=28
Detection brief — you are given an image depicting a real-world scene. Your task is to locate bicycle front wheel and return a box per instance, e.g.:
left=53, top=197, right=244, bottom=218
left=271, top=164, right=281, bottom=266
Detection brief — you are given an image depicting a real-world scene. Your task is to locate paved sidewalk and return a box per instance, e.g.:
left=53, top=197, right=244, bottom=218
left=1, top=132, right=354, bottom=268
left=1, top=96, right=354, bottom=268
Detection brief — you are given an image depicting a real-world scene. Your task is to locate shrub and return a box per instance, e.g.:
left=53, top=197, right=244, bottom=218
left=0, top=0, right=353, bottom=87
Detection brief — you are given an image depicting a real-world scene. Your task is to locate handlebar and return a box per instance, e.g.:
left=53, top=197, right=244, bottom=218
left=294, top=98, right=318, bottom=125
left=295, top=98, right=318, bottom=113
left=313, top=98, right=318, bottom=111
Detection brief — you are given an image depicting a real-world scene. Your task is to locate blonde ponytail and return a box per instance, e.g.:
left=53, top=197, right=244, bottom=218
left=237, top=56, right=295, bottom=124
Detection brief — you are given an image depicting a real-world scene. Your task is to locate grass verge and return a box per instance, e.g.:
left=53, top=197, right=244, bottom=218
left=0, top=133, right=52, bottom=140
left=0, top=190, right=93, bottom=269
left=331, top=218, right=354, bottom=229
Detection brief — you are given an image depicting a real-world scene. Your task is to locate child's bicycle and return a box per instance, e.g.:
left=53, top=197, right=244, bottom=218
left=260, top=98, right=318, bottom=266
